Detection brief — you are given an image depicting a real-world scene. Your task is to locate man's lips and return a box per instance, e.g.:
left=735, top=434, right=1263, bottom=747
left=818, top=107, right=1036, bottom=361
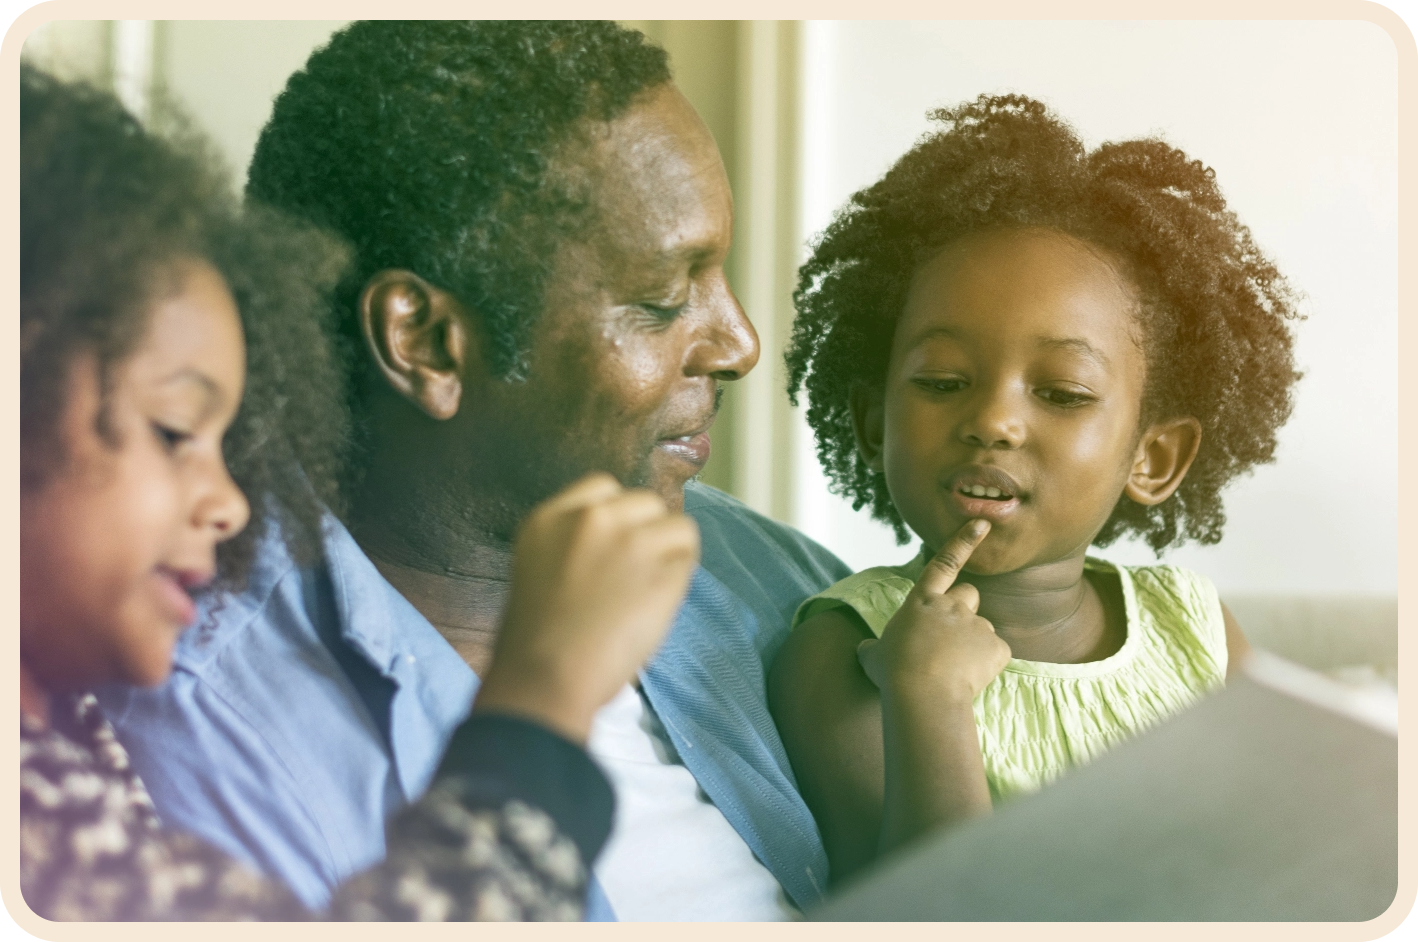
left=944, top=465, right=1025, bottom=522
left=655, top=431, right=712, bottom=469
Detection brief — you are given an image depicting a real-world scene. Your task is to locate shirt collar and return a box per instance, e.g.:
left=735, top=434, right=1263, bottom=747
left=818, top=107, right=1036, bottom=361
left=318, top=514, right=460, bottom=678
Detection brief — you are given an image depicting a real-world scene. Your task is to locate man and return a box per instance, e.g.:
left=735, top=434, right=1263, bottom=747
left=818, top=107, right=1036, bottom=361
left=98, top=21, right=849, bottom=921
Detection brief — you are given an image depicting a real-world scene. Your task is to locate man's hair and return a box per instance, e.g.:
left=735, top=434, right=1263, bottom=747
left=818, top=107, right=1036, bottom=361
left=785, top=94, right=1303, bottom=553
left=21, top=63, right=349, bottom=585
left=246, top=20, right=672, bottom=396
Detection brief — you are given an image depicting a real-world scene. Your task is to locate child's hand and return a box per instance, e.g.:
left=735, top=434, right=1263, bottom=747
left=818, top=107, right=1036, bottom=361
left=474, top=473, right=700, bottom=744
left=857, top=519, right=1011, bottom=705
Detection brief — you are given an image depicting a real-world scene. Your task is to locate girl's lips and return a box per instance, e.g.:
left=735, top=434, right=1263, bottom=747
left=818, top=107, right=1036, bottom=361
left=152, top=567, right=203, bottom=627
left=949, top=489, right=1022, bottom=522
left=655, top=432, right=711, bottom=470
left=943, top=465, right=1026, bottom=523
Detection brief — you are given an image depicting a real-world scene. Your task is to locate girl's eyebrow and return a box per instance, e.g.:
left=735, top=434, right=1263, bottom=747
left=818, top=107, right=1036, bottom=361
left=910, top=326, right=962, bottom=344
left=908, top=328, right=1111, bottom=369
left=156, top=369, right=224, bottom=416
left=1036, top=336, right=1110, bottom=367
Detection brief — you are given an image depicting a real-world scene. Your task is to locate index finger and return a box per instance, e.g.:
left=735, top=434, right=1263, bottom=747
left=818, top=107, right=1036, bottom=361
left=914, top=519, right=991, bottom=596
left=529, top=472, right=623, bottom=519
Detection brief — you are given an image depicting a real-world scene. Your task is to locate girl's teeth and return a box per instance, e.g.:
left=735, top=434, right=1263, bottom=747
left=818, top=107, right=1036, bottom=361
left=962, top=485, right=1010, bottom=499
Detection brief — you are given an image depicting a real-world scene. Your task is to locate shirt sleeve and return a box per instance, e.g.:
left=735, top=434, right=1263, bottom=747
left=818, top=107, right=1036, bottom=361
left=22, top=711, right=613, bottom=922
left=325, top=712, right=615, bottom=922
left=432, top=711, right=616, bottom=864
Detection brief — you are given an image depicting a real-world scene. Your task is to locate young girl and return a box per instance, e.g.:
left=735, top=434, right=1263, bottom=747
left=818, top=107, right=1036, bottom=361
left=770, top=94, right=1301, bottom=885
left=20, top=65, right=698, bottom=921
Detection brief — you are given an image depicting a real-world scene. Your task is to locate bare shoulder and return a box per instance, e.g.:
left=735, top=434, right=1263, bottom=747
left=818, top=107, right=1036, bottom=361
left=769, top=605, right=889, bottom=882
left=769, top=608, right=875, bottom=715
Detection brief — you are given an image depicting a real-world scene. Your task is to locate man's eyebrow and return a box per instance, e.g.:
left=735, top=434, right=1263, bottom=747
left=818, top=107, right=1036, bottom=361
left=650, top=240, right=718, bottom=266
left=1037, top=336, right=1110, bottom=366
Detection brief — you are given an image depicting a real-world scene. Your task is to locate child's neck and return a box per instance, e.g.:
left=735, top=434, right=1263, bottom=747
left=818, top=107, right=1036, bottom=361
left=957, top=554, right=1123, bottom=664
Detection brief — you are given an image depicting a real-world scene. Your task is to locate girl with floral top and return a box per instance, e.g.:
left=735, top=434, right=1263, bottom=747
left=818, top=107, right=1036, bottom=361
left=20, top=63, right=699, bottom=922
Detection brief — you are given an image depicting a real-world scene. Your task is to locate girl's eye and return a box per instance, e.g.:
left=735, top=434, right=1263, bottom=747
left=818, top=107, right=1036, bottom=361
left=152, top=423, right=192, bottom=452
left=1037, top=387, right=1095, bottom=407
left=912, top=376, right=968, bottom=394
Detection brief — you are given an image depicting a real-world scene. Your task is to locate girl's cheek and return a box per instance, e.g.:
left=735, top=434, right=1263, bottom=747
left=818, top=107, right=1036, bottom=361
left=120, top=448, right=189, bottom=553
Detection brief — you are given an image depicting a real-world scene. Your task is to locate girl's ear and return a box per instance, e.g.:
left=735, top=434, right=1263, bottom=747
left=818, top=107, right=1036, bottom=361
left=359, top=269, right=473, bottom=421
left=1125, top=416, right=1202, bottom=506
left=849, top=384, right=887, bottom=474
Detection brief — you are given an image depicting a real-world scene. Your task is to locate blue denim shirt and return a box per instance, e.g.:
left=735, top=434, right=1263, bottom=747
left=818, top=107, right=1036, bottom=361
left=96, top=483, right=849, bottom=917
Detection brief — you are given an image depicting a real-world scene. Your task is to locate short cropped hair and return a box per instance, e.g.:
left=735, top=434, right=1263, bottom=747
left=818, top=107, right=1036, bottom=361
left=246, top=20, right=671, bottom=393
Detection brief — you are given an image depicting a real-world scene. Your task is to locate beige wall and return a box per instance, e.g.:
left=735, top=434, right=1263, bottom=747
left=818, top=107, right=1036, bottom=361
left=21, top=20, right=112, bottom=85
left=157, top=21, right=349, bottom=182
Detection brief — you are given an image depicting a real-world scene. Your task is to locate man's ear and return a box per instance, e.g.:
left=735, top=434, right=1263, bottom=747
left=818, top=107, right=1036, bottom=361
left=849, top=384, right=887, bottom=474
left=359, top=270, right=473, bottom=421
left=1124, top=415, right=1202, bottom=506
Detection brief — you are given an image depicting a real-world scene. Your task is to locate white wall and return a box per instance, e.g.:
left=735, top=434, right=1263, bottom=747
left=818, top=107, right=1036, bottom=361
left=21, top=21, right=112, bottom=86
left=161, top=21, right=348, bottom=184
left=792, top=20, right=1398, bottom=595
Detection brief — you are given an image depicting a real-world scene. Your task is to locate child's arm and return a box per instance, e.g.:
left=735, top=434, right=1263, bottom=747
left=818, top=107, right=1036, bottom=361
left=769, top=520, right=1010, bottom=884
left=858, top=522, right=1011, bottom=859
left=769, top=606, right=889, bottom=883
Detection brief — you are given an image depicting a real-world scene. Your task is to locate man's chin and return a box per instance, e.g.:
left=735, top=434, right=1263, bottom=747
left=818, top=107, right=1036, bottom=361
left=644, top=452, right=699, bottom=512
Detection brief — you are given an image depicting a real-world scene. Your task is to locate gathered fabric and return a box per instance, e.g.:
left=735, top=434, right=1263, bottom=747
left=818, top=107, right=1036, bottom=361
left=793, top=552, right=1228, bottom=799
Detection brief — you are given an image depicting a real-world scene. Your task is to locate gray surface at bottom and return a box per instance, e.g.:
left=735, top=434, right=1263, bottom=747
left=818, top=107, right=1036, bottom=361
left=811, top=675, right=1397, bottom=921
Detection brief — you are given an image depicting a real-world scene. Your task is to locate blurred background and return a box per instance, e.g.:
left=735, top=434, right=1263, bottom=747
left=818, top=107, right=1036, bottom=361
left=22, top=20, right=1398, bottom=677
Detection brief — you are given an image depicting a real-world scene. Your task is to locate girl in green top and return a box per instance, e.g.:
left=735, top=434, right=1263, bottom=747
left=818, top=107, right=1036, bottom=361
left=769, top=94, right=1302, bottom=886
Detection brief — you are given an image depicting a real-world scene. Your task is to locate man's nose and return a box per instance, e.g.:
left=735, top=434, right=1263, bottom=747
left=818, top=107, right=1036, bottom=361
left=689, top=271, right=759, bottom=381
left=957, top=385, right=1027, bottom=449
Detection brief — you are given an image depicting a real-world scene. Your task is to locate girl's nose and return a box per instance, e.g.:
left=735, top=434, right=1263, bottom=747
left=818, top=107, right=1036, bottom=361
left=957, top=388, right=1026, bottom=450
left=195, top=458, right=251, bottom=541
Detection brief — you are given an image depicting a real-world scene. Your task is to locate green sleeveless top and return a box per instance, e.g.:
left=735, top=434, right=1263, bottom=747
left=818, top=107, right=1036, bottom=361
left=793, top=551, right=1228, bottom=800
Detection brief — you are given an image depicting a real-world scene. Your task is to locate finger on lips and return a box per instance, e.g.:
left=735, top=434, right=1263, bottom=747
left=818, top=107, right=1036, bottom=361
left=915, top=519, right=991, bottom=595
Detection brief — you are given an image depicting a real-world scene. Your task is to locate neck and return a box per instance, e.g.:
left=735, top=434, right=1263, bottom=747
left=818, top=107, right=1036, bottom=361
left=20, top=660, right=50, bottom=726
left=349, top=478, right=516, bottom=680
left=956, top=554, right=1113, bottom=664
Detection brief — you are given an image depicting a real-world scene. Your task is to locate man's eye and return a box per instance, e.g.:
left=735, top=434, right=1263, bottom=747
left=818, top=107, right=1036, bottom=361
left=638, top=302, right=685, bottom=321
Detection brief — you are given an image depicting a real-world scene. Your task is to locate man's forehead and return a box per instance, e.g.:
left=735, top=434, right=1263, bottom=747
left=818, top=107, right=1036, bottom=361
left=575, top=87, right=731, bottom=262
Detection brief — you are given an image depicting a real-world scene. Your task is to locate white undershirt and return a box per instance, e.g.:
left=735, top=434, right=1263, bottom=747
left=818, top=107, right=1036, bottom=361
left=586, top=684, right=799, bottom=922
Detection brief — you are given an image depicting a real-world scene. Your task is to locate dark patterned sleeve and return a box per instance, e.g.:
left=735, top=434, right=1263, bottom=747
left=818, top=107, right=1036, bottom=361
left=21, top=705, right=614, bottom=922
left=328, top=713, right=615, bottom=921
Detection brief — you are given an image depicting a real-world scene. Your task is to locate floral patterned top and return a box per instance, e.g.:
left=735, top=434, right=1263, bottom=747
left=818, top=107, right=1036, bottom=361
left=20, top=694, right=613, bottom=921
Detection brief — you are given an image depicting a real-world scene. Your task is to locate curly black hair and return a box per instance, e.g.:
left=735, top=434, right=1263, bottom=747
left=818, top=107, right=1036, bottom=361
left=20, top=63, right=350, bottom=585
left=245, top=20, right=671, bottom=405
left=786, top=94, right=1302, bottom=553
